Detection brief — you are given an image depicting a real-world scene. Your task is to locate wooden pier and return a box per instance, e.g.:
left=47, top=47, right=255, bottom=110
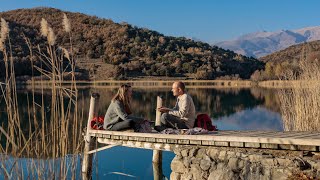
left=81, top=93, right=320, bottom=179
left=89, top=129, right=320, bottom=152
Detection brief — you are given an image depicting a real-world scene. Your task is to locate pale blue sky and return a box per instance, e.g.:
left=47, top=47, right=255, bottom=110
left=1, top=0, right=320, bottom=43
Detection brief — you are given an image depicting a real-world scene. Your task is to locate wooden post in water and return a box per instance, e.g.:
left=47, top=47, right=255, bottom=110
left=82, top=93, right=100, bottom=180
left=153, top=96, right=163, bottom=180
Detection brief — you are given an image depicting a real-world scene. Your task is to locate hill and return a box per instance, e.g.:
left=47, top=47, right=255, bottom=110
left=259, top=40, right=320, bottom=63
left=215, top=26, right=320, bottom=58
left=0, top=8, right=264, bottom=80
left=249, top=40, right=320, bottom=81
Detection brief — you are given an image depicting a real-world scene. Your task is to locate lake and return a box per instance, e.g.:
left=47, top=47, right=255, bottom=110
left=0, top=86, right=283, bottom=179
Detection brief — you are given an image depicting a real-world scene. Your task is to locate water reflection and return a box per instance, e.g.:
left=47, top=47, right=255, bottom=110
left=77, top=87, right=282, bottom=130
left=214, top=107, right=282, bottom=131
left=1, top=86, right=284, bottom=179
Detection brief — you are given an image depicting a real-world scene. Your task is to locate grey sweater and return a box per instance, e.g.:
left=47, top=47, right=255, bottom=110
left=103, top=100, right=143, bottom=130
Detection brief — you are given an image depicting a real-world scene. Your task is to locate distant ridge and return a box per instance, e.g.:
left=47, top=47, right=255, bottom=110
left=0, top=7, right=263, bottom=80
left=215, top=26, right=320, bottom=58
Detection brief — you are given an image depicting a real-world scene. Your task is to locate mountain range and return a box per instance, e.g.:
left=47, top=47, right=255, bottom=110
left=215, top=26, right=320, bottom=58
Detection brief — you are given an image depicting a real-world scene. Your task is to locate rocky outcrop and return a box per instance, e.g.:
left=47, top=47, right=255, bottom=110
left=170, top=146, right=320, bottom=180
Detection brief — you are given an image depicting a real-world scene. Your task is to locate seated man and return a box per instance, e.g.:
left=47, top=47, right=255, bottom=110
left=156, top=81, right=196, bottom=131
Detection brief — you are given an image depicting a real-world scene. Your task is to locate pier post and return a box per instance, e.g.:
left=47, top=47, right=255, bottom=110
left=82, top=93, right=100, bottom=180
left=153, top=96, right=163, bottom=180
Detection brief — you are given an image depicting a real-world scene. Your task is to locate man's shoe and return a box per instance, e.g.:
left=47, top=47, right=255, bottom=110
left=154, top=125, right=166, bottom=132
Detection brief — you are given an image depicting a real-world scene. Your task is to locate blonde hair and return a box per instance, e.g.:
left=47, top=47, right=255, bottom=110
left=112, top=84, right=132, bottom=114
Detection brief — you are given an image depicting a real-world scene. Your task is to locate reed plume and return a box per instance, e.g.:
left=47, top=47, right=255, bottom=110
left=47, top=27, right=56, bottom=46
left=63, top=13, right=71, bottom=33
left=40, top=18, right=48, bottom=37
left=0, top=13, right=83, bottom=179
left=0, top=18, right=9, bottom=52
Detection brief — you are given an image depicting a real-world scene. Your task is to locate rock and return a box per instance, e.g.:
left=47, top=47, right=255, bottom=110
left=190, top=164, right=202, bottom=180
left=191, top=157, right=201, bottom=165
left=170, top=172, right=181, bottom=180
left=218, top=151, right=227, bottom=161
left=189, top=148, right=198, bottom=157
left=183, top=158, right=191, bottom=168
left=261, top=158, right=276, bottom=166
left=173, top=148, right=182, bottom=157
left=196, top=148, right=206, bottom=159
left=207, top=149, right=220, bottom=159
left=271, top=168, right=288, bottom=180
left=200, top=159, right=211, bottom=171
left=180, top=172, right=193, bottom=180
left=227, top=157, right=239, bottom=170
left=208, top=167, right=237, bottom=180
left=181, top=149, right=189, bottom=157
left=227, top=151, right=236, bottom=158
left=171, top=157, right=186, bottom=173
left=248, top=154, right=262, bottom=162
left=238, top=159, right=245, bottom=169
left=277, top=158, right=294, bottom=167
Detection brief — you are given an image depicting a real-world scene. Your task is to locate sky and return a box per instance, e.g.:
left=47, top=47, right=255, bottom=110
left=1, top=0, right=320, bottom=43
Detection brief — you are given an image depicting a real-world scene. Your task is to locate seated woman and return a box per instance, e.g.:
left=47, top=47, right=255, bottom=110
left=103, top=84, right=144, bottom=131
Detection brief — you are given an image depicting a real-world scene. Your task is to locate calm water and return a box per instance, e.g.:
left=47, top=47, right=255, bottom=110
left=0, top=87, right=283, bottom=179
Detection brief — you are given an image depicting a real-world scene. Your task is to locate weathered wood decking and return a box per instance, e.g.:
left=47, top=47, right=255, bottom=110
left=89, top=129, right=320, bottom=152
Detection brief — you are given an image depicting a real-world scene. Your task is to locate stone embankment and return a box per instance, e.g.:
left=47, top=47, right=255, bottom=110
left=170, top=146, right=320, bottom=180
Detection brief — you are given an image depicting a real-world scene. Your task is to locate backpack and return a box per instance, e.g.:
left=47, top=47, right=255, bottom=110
left=90, top=116, right=104, bottom=130
left=194, top=113, right=217, bottom=131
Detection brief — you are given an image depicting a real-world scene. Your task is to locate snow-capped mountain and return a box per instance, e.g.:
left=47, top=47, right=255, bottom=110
left=215, top=26, right=320, bottom=58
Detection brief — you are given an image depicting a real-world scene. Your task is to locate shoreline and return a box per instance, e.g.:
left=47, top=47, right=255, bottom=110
left=13, top=79, right=313, bottom=89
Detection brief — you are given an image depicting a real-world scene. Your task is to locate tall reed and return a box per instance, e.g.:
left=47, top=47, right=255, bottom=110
left=0, top=14, right=83, bottom=179
left=278, top=47, right=320, bottom=131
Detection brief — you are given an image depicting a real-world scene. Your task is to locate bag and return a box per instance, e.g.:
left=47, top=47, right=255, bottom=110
left=135, top=120, right=152, bottom=133
left=90, top=116, right=104, bottom=130
left=194, top=114, right=217, bottom=131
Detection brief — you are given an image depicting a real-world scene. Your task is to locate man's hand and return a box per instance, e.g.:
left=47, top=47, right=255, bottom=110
left=157, top=107, right=170, bottom=113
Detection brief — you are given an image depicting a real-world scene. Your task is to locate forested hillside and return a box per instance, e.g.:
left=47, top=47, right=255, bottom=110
left=0, top=8, right=264, bottom=80
left=250, top=40, right=320, bottom=81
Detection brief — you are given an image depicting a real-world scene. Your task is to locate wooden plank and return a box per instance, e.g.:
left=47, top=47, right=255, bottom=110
left=177, top=139, right=190, bottom=144
left=102, top=134, right=111, bottom=138
left=230, top=142, right=244, bottom=147
left=136, top=137, right=146, bottom=141
left=167, top=139, right=178, bottom=144
left=156, top=138, right=166, bottom=143
left=265, top=132, right=312, bottom=138
left=88, top=130, right=320, bottom=146
left=111, top=135, right=120, bottom=140
left=279, top=144, right=298, bottom=150
left=146, top=137, right=156, bottom=142
left=245, top=142, right=260, bottom=148
left=120, top=136, right=128, bottom=140
left=215, top=141, right=229, bottom=146
left=201, top=140, right=215, bottom=146
left=128, top=136, right=137, bottom=141
left=297, top=145, right=317, bottom=151
left=190, top=140, right=202, bottom=145
left=261, top=143, right=278, bottom=149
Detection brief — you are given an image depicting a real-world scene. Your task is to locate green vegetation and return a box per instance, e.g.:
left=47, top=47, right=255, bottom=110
left=0, top=7, right=264, bottom=80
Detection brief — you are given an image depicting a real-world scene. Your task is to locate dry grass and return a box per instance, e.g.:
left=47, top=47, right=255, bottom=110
left=0, top=15, right=83, bottom=179
left=278, top=57, right=320, bottom=131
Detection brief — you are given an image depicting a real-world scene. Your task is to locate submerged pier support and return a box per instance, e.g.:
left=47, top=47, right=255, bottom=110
left=82, top=93, right=100, bottom=180
left=153, top=96, right=163, bottom=180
